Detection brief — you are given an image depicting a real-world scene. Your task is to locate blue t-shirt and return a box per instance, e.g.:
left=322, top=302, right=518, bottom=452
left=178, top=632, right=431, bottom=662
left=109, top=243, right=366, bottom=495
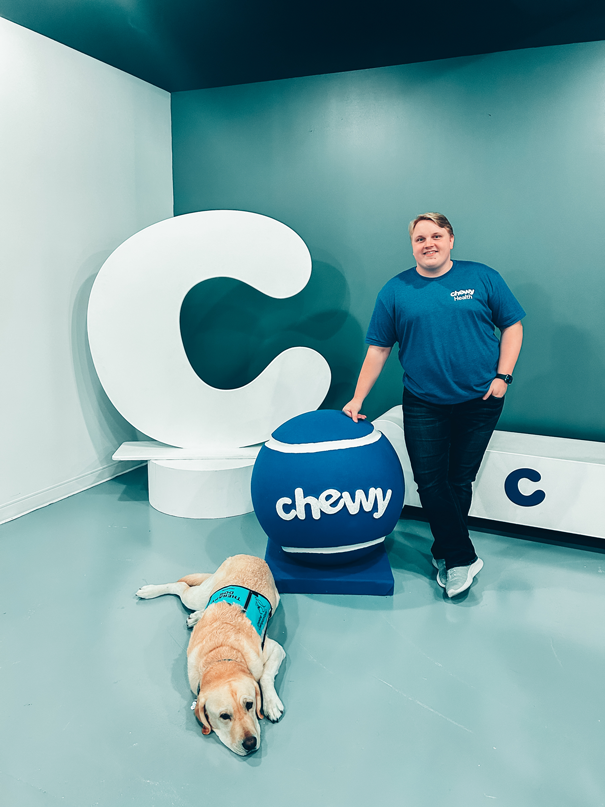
left=365, top=260, right=525, bottom=404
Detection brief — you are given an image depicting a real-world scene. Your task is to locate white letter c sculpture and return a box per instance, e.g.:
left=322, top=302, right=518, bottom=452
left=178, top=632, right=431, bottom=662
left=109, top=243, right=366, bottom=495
left=87, top=210, right=331, bottom=518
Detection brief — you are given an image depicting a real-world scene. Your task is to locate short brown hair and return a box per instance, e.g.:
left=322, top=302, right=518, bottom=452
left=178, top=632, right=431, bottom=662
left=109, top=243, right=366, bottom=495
left=409, top=212, right=454, bottom=239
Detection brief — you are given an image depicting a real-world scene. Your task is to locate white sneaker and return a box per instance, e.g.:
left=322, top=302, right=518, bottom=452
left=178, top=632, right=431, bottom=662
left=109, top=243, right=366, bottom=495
left=431, top=558, right=446, bottom=588
left=445, top=558, right=484, bottom=598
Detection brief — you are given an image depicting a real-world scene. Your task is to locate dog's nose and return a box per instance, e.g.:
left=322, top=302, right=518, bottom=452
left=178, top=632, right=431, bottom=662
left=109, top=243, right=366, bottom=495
left=242, top=735, right=257, bottom=753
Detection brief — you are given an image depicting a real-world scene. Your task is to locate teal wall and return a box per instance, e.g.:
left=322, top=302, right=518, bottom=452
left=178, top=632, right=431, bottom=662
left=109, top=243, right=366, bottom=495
left=172, top=42, right=605, bottom=441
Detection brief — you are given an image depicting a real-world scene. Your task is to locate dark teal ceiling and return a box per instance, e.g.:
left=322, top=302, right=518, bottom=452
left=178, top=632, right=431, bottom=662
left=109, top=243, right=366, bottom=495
left=0, top=0, right=603, bottom=92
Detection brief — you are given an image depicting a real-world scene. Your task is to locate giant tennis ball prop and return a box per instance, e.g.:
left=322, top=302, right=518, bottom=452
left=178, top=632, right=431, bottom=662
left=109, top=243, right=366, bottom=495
left=251, top=410, right=404, bottom=566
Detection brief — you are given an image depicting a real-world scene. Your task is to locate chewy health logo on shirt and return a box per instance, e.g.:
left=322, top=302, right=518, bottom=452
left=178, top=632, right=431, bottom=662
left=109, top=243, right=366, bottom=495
left=451, top=288, right=475, bottom=300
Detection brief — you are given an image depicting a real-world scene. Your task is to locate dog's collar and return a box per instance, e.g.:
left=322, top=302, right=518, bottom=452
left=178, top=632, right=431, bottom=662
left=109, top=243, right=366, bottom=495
left=206, top=585, right=272, bottom=646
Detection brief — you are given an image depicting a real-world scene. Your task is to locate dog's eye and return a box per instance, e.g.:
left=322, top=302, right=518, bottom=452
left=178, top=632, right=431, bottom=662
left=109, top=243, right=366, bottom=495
left=245, top=702, right=253, bottom=711
left=220, top=713, right=231, bottom=721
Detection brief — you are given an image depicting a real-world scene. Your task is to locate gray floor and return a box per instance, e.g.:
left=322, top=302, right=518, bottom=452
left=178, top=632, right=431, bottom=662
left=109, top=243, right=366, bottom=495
left=1, top=468, right=604, bottom=807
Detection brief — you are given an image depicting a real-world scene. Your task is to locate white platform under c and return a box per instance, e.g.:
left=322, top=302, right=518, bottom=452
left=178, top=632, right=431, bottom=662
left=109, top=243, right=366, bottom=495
left=113, top=442, right=261, bottom=519
left=147, top=458, right=255, bottom=519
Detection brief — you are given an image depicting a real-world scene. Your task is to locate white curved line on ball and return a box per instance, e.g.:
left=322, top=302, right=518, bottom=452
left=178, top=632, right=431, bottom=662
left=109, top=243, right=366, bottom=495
left=281, top=536, right=385, bottom=554
left=265, top=430, right=382, bottom=454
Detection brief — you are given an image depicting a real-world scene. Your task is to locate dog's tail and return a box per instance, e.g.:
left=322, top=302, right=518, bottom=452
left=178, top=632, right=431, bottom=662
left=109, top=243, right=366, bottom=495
left=177, top=573, right=213, bottom=588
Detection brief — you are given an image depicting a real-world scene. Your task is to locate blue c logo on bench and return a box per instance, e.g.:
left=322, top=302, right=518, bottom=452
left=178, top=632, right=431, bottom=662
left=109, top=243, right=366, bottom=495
left=504, top=468, right=546, bottom=507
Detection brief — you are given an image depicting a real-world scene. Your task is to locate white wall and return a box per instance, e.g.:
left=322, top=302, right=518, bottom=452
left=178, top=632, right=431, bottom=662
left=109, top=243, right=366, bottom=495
left=0, top=18, right=173, bottom=523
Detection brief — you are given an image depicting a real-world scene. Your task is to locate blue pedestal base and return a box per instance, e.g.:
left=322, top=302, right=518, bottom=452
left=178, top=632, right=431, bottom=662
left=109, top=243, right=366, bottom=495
left=264, top=541, right=394, bottom=596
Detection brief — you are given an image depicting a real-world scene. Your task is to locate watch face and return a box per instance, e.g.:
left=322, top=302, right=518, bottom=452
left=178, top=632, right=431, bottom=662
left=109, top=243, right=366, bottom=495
left=497, top=373, right=513, bottom=384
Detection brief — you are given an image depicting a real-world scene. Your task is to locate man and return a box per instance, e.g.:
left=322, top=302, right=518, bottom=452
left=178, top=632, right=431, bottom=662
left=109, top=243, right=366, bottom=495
left=343, top=213, right=524, bottom=597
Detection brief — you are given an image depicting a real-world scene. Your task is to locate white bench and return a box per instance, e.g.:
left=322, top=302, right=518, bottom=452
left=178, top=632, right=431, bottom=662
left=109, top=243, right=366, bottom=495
left=373, top=406, right=605, bottom=540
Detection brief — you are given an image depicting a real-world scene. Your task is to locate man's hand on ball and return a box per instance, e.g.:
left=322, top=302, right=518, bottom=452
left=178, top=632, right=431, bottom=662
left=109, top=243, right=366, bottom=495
left=342, top=399, right=366, bottom=422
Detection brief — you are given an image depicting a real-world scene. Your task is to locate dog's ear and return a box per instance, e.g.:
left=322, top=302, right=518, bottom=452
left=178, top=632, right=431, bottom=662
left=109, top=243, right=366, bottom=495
left=254, top=681, right=264, bottom=720
left=194, top=696, right=212, bottom=735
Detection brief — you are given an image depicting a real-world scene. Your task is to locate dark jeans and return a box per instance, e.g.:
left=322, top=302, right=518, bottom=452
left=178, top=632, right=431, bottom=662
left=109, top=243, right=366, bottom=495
left=402, top=387, right=505, bottom=569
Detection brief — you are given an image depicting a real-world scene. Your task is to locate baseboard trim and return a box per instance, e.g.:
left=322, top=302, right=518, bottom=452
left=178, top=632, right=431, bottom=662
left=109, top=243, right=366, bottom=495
left=0, top=461, right=145, bottom=525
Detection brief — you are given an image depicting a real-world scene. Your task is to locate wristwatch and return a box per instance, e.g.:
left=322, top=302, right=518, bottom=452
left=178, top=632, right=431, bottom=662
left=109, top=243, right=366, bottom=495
left=495, top=373, right=513, bottom=385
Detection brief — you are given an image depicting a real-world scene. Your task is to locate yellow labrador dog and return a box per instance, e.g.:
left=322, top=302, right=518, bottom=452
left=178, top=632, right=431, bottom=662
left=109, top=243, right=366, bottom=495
left=136, top=554, right=285, bottom=756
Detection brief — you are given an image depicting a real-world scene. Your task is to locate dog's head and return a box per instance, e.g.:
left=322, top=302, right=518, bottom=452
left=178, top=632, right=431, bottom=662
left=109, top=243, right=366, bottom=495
left=194, top=669, right=263, bottom=756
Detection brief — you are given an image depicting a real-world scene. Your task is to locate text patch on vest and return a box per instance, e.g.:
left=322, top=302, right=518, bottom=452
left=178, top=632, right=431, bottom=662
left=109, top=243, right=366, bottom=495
left=206, top=585, right=272, bottom=644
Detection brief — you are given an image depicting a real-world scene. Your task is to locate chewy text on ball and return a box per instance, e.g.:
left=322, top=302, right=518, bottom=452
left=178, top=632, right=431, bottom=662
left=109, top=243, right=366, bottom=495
left=276, top=486, right=392, bottom=521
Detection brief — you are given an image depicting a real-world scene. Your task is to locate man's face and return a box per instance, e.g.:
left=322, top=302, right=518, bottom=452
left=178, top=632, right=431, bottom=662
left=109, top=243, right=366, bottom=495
left=411, top=220, right=454, bottom=276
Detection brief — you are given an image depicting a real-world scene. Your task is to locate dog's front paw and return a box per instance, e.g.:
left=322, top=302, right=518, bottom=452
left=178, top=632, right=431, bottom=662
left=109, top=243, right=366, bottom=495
left=262, top=692, right=284, bottom=723
left=136, top=585, right=160, bottom=599
left=186, top=610, right=203, bottom=628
